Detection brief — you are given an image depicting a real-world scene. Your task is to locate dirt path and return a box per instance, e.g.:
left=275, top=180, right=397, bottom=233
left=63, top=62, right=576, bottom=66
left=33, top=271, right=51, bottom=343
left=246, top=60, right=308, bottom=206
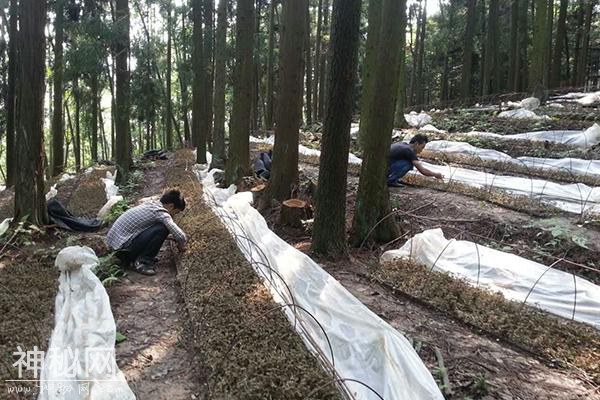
left=108, top=157, right=202, bottom=399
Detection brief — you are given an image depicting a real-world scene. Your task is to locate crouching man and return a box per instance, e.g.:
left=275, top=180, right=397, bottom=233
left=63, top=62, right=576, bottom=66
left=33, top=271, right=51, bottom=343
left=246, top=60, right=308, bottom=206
left=387, top=134, right=443, bottom=187
left=106, top=189, right=187, bottom=275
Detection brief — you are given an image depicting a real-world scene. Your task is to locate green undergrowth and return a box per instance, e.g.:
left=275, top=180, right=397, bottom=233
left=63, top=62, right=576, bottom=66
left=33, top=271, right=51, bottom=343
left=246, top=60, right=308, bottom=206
left=168, top=149, right=342, bottom=399
left=371, top=259, right=600, bottom=384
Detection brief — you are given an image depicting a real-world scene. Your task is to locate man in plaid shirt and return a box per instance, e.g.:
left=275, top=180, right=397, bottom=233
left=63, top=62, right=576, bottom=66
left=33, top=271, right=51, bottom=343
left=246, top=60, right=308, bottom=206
left=107, top=189, right=187, bottom=275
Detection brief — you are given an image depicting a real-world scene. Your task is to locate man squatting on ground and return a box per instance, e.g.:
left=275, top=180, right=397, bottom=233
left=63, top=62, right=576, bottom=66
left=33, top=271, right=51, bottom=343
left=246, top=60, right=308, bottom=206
left=106, top=189, right=187, bottom=276
left=387, top=134, right=443, bottom=187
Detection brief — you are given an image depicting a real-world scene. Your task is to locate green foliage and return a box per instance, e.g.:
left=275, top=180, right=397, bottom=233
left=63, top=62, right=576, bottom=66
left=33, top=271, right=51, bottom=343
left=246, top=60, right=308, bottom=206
left=529, top=218, right=589, bottom=250
left=102, top=199, right=129, bottom=224
left=115, top=331, right=127, bottom=344
left=470, top=375, right=490, bottom=398
left=95, top=253, right=126, bottom=286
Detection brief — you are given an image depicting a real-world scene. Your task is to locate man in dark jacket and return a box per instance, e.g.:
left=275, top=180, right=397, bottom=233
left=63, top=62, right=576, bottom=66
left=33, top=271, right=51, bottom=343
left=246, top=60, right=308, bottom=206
left=388, top=134, right=443, bottom=187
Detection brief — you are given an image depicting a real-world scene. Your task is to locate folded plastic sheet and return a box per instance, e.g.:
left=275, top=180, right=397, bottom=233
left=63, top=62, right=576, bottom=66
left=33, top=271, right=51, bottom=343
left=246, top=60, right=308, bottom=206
left=98, top=170, right=122, bottom=219
left=250, top=136, right=363, bottom=165
left=462, top=123, right=600, bottom=149
left=197, top=167, right=443, bottom=400
left=409, top=161, right=600, bottom=214
left=419, top=124, right=446, bottom=133
left=38, top=246, right=135, bottom=400
left=426, top=140, right=600, bottom=177
left=381, top=229, right=600, bottom=329
left=498, top=108, right=550, bottom=120
left=404, top=112, right=432, bottom=128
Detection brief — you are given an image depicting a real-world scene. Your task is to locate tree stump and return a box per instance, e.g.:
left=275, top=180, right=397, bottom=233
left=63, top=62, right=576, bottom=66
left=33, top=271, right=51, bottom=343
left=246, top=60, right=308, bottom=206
left=251, top=184, right=267, bottom=205
left=279, top=199, right=310, bottom=228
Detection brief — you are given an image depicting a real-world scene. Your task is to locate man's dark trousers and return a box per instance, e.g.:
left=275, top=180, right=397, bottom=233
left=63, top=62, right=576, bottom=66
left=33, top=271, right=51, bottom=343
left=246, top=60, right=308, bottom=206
left=117, top=223, right=169, bottom=265
left=387, top=160, right=413, bottom=185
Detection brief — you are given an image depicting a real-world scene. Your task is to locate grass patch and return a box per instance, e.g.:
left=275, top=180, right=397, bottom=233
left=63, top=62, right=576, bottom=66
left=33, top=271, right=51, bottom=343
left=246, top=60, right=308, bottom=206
left=370, top=259, right=600, bottom=384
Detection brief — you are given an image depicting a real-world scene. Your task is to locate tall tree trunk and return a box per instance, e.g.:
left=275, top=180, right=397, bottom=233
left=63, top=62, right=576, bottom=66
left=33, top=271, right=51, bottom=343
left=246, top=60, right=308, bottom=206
left=5, top=0, right=17, bottom=186
left=544, top=0, right=554, bottom=88
left=166, top=0, right=173, bottom=149
left=192, top=0, right=206, bottom=162
left=264, top=0, right=307, bottom=202
left=73, top=77, right=82, bottom=171
left=482, top=0, right=499, bottom=95
left=350, top=0, right=403, bottom=245
left=317, top=0, right=330, bottom=120
left=415, top=0, right=427, bottom=105
left=179, top=11, right=191, bottom=144
left=312, top=0, right=362, bottom=256
left=394, top=0, right=408, bottom=127
left=575, top=0, right=594, bottom=87
left=226, top=0, right=255, bottom=184
left=550, top=0, right=567, bottom=88
left=409, top=2, right=422, bottom=104
left=508, top=0, right=519, bottom=90
left=358, top=0, right=382, bottom=147
left=211, top=0, right=228, bottom=169
left=312, top=0, right=323, bottom=121
left=529, top=0, right=548, bottom=92
left=572, top=0, right=584, bottom=86
left=265, top=0, right=277, bottom=129
left=461, top=0, right=477, bottom=99
left=51, top=0, right=65, bottom=176
left=202, top=0, right=215, bottom=156
left=440, top=2, right=453, bottom=102
left=90, top=75, right=99, bottom=162
left=305, top=3, right=313, bottom=126
left=115, top=0, right=131, bottom=184
left=14, top=0, right=48, bottom=225
left=516, top=0, right=529, bottom=91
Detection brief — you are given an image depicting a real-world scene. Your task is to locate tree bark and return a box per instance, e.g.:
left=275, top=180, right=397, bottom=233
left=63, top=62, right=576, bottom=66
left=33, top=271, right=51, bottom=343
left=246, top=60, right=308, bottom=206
left=305, top=4, right=313, bottom=126
left=351, top=0, right=403, bottom=245
left=575, top=0, right=594, bottom=87
left=166, top=0, right=173, bottom=149
left=516, top=0, right=528, bottom=91
left=529, top=0, right=548, bottom=91
left=312, top=0, right=362, bottom=256
left=51, top=0, right=65, bottom=176
left=5, top=0, right=17, bottom=187
left=192, top=0, right=206, bottom=162
left=14, top=0, right=48, bottom=225
left=202, top=0, right=215, bottom=158
left=358, top=0, right=382, bottom=147
left=90, top=74, right=99, bottom=162
left=461, top=0, right=477, bottom=99
left=115, top=0, right=131, bottom=184
left=415, top=0, right=427, bottom=105
left=265, top=0, right=307, bottom=202
left=317, top=0, right=330, bottom=120
left=312, top=0, right=323, bottom=122
left=394, top=0, right=408, bottom=127
left=572, top=0, right=584, bottom=86
left=226, top=0, right=255, bottom=184
left=73, top=77, right=82, bottom=171
left=550, top=0, right=567, bottom=88
left=211, top=0, right=228, bottom=169
left=265, top=0, right=277, bottom=129
left=508, top=0, right=519, bottom=90
left=482, top=0, right=499, bottom=95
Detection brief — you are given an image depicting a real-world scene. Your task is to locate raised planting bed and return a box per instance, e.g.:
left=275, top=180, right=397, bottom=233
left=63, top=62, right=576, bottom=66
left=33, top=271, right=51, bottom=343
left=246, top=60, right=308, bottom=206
left=370, top=259, right=600, bottom=385
left=166, top=150, right=342, bottom=399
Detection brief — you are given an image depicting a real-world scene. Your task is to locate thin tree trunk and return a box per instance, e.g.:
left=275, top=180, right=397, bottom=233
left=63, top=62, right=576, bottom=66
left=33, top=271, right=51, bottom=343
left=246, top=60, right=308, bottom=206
left=440, top=2, right=453, bottom=102
left=572, top=0, right=584, bottom=86
left=312, top=0, right=362, bottom=256
left=192, top=0, right=206, bottom=162
left=409, top=3, right=422, bottom=104
left=516, top=0, right=528, bottom=91
left=90, top=75, right=99, bottom=162
left=550, top=0, right=567, bottom=88
left=115, top=0, right=131, bottom=184
left=264, top=0, right=307, bottom=202
left=51, top=0, right=65, bottom=176
left=317, top=0, right=330, bottom=120
left=202, top=0, right=215, bottom=155
left=529, top=0, right=548, bottom=92
left=544, top=0, right=554, bottom=88
left=5, top=0, right=17, bottom=186
left=14, top=0, right=48, bottom=225
left=226, top=0, right=255, bottom=184
left=66, top=103, right=75, bottom=168
left=461, top=0, right=477, bottom=99
left=211, top=0, right=228, bottom=169
left=394, top=0, right=408, bottom=127
left=312, top=0, right=323, bottom=121
left=483, top=0, right=499, bottom=95
left=575, top=0, right=594, bottom=87
left=351, top=0, right=403, bottom=245
left=166, top=0, right=173, bottom=149
left=73, top=77, right=82, bottom=171
left=508, top=0, right=519, bottom=90
left=305, top=3, right=313, bottom=125
left=415, top=0, right=427, bottom=105
left=265, top=0, right=276, bottom=129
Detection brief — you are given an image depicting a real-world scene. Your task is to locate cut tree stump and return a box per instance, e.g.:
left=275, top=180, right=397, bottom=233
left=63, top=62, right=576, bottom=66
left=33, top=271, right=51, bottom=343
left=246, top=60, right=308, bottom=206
left=279, top=199, right=310, bottom=228
left=251, top=184, right=267, bottom=204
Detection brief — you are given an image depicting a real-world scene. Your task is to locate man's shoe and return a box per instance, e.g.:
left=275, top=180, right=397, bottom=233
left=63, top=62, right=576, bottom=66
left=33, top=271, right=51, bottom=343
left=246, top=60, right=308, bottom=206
left=134, top=260, right=157, bottom=276
left=387, top=181, right=405, bottom=188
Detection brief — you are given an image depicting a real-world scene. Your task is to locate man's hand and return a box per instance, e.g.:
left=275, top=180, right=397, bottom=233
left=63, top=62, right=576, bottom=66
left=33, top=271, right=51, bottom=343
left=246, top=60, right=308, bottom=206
left=177, top=242, right=187, bottom=253
left=434, top=172, right=443, bottom=180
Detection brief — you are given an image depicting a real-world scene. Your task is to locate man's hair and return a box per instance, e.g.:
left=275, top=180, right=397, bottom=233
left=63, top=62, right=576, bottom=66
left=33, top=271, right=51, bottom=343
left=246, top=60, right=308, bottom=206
left=409, top=134, right=429, bottom=145
left=160, top=189, right=186, bottom=211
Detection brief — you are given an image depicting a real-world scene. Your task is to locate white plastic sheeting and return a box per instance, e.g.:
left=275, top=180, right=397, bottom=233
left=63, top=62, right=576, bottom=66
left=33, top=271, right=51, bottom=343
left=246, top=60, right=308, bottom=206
left=250, top=136, right=364, bottom=165
left=197, top=167, right=443, bottom=400
left=576, top=91, right=600, bottom=106
left=497, top=108, right=550, bottom=120
left=46, top=184, right=58, bottom=201
left=462, top=123, right=600, bottom=149
left=38, top=246, right=135, bottom=400
left=98, top=171, right=122, bottom=219
left=408, top=161, right=600, bottom=214
left=381, top=229, right=600, bottom=329
left=405, top=112, right=432, bottom=128
left=419, top=124, right=446, bottom=133
left=425, top=140, right=600, bottom=177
